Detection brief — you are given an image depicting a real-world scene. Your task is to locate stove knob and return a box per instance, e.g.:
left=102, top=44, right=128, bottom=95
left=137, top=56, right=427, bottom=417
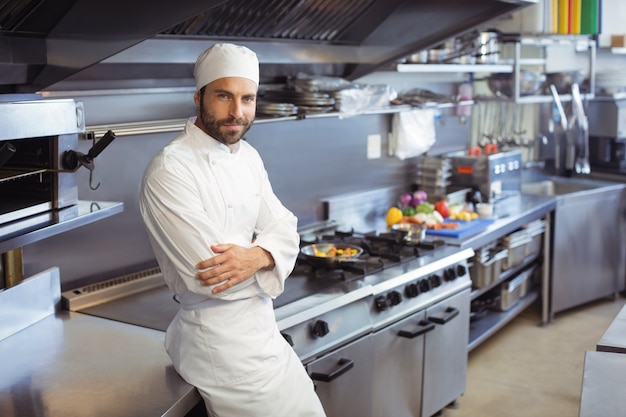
left=281, top=333, right=294, bottom=347
left=419, top=278, right=432, bottom=293
left=443, top=268, right=456, bottom=281
left=456, top=264, right=467, bottom=277
left=430, top=274, right=442, bottom=287
left=405, top=282, right=420, bottom=298
left=311, top=320, right=330, bottom=338
left=388, top=290, right=402, bottom=306
left=375, top=295, right=391, bottom=311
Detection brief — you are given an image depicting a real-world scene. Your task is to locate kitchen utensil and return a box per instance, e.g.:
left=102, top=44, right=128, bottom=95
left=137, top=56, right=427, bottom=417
left=550, top=84, right=568, bottom=171
left=391, top=222, right=427, bottom=244
left=300, top=243, right=364, bottom=268
left=476, top=31, right=500, bottom=64
left=549, top=84, right=568, bottom=131
left=487, top=71, right=546, bottom=97
left=543, top=70, right=587, bottom=94
left=571, top=83, right=591, bottom=174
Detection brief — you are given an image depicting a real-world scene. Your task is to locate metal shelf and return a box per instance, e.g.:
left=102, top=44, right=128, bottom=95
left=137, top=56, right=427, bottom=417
left=468, top=289, right=539, bottom=352
left=397, top=34, right=597, bottom=104
left=396, top=63, right=512, bottom=73
left=0, top=201, right=123, bottom=254
left=474, top=93, right=595, bottom=104
left=471, top=257, right=540, bottom=300
left=87, top=102, right=473, bottom=138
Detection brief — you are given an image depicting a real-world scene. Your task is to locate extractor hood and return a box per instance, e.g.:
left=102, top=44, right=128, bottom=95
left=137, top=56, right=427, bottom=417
left=0, top=0, right=535, bottom=93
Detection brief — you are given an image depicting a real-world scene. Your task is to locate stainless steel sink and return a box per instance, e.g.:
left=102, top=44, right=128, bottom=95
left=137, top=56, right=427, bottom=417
left=521, top=177, right=612, bottom=196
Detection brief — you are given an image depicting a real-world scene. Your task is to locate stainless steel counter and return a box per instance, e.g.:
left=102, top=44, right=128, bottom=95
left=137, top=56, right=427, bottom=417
left=441, top=192, right=556, bottom=326
left=438, top=192, right=556, bottom=250
left=0, top=310, right=200, bottom=417
left=597, top=304, right=626, bottom=354
left=579, top=351, right=626, bottom=417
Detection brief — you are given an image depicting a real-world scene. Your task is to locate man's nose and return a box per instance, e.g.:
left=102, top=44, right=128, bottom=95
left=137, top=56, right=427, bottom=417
left=229, top=100, right=244, bottom=118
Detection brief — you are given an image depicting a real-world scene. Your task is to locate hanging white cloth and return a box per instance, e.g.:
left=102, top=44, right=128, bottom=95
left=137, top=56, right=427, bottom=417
left=390, top=108, right=437, bottom=160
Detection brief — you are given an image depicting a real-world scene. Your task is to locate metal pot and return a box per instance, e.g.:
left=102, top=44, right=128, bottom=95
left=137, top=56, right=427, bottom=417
left=476, top=31, right=499, bottom=64
left=390, top=223, right=426, bottom=245
left=300, top=243, right=364, bottom=268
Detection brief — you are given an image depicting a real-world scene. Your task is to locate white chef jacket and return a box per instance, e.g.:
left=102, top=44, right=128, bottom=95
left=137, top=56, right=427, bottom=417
left=139, top=118, right=326, bottom=417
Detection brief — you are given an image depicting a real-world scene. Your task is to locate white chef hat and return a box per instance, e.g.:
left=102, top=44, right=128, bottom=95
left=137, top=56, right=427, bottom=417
left=193, top=43, right=259, bottom=90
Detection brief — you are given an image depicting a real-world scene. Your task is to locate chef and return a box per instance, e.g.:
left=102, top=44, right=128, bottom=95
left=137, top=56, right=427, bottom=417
left=139, top=43, right=326, bottom=417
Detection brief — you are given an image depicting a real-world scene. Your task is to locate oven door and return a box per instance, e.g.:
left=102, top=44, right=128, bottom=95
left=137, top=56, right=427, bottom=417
left=422, top=288, right=471, bottom=417
left=372, top=309, right=433, bottom=417
left=306, top=335, right=374, bottom=417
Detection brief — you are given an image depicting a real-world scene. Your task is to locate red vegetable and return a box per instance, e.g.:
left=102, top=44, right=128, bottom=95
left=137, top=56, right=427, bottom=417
left=434, top=200, right=449, bottom=219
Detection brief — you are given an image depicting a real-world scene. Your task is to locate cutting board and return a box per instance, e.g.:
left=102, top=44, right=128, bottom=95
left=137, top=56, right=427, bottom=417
left=426, top=218, right=495, bottom=239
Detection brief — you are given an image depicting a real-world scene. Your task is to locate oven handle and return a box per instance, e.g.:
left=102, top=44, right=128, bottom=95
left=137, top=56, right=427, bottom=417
left=427, top=306, right=460, bottom=325
left=397, top=319, right=435, bottom=339
left=310, top=358, right=354, bottom=382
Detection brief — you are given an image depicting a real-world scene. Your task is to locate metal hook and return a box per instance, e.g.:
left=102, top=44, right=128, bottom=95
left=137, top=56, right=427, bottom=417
left=89, top=169, right=100, bottom=191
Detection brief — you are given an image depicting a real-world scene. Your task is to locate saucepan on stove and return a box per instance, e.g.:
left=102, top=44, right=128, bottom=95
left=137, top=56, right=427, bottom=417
left=300, top=243, right=364, bottom=268
left=390, top=223, right=426, bottom=245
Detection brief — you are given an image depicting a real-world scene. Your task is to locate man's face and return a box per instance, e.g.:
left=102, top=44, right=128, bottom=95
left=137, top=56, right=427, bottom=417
left=195, top=77, right=257, bottom=145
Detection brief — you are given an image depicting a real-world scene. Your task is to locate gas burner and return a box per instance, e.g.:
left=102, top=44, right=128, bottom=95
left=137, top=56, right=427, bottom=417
left=297, top=256, right=385, bottom=281
left=299, top=228, right=448, bottom=275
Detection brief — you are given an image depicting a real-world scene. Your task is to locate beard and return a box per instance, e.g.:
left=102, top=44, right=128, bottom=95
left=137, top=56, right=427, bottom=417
left=198, top=94, right=254, bottom=145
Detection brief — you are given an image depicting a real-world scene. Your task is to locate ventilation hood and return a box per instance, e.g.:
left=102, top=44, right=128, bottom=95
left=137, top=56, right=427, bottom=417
left=0, top=0, right=535, bottom=93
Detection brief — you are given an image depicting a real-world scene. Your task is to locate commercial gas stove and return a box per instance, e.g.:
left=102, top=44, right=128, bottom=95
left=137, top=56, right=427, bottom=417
left=62, top=223, right=474, bottom=417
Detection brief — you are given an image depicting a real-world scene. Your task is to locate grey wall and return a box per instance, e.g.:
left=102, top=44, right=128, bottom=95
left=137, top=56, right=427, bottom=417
left=23, top=89, right=469, bottom=290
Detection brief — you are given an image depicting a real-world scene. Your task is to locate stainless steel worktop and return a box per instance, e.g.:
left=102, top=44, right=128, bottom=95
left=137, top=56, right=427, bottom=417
left=0, top=268, right=200, bottom=417
left=0, top=310, right=200, bottom=417
left=579, top=351, right=626, bottom=417
left=597, top=304, right=626, bottom=354
left=439, top=192, right=556, bottom=250
left=441, top=191, right=556, bottom=327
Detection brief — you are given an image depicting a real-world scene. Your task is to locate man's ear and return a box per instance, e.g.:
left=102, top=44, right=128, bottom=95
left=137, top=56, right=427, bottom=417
left=193, top=90, right=201, bottom=108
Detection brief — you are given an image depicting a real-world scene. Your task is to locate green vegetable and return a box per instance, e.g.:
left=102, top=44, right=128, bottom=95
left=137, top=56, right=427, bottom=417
left=402, top=206, right=416, bottom=216
left=416, top=202, right=434, bottom=214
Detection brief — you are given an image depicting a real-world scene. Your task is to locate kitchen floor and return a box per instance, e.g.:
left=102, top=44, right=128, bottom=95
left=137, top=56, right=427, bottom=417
left=443, top=294, right=626, bottom=417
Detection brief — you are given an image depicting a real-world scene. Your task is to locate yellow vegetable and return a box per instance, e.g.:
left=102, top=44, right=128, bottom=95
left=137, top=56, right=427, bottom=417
left=386, top=207, right=403, bottom=227
left=450, top=210, right=478, bottom=222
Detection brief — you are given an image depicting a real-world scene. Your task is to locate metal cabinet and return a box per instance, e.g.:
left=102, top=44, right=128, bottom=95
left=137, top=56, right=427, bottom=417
left=307, top=335, right=375, bottom=417
left=422, top=288, right=471, bottom=417
left=549, top=183, right=626, bottom=315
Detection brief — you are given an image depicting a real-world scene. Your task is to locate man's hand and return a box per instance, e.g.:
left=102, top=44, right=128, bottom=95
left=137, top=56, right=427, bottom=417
left=195, top=244, right=275, bottom=293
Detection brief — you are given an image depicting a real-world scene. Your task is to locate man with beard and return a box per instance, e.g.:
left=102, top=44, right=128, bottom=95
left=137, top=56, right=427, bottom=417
left=139, top=43, right=326, bottom=417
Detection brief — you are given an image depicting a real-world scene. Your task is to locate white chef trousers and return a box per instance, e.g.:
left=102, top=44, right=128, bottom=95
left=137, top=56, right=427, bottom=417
left=165, top=296, right=327, bottom=417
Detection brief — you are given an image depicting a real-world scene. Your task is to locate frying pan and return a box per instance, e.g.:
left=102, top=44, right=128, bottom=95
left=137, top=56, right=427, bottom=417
left=300, top=243, right=364, bottom=268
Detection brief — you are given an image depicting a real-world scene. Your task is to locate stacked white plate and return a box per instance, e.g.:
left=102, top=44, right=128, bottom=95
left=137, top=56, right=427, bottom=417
left=595, top=71, right=626, bottom=95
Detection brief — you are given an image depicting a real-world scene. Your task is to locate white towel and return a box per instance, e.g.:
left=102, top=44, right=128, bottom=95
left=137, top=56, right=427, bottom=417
left=390, top=109, right=436, bottom=160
